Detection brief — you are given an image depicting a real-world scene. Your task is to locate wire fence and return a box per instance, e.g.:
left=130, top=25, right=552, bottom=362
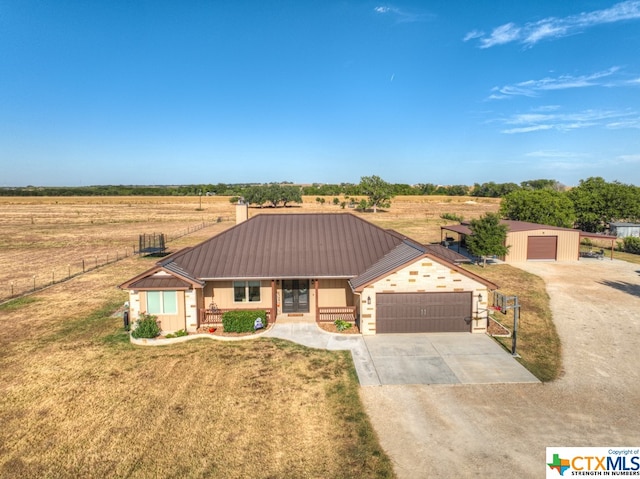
left=1, top=218, right=230, bottom=304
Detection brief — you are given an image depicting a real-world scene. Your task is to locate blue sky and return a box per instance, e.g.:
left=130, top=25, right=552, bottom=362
left=1, top=1, right=639, bottom=187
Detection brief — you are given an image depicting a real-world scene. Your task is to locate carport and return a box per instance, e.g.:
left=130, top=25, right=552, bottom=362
left=578, top=232, right=617, bottom=260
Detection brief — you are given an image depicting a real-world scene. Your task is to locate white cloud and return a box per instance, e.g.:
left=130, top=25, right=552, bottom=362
left=500, top=108, right=638, bottom=134
left=462, top=30, right=484, bottom=42
left=606, top=117, right=640, bottom=128
left=489, top=67, right=622, bottom=100
left=373, top=5, right=433, bottom=23
left=479, top=23, right=521, bottom=48
left=466, top=0, right=640, bottom=48
left=502, top=124, right=553, bottom=134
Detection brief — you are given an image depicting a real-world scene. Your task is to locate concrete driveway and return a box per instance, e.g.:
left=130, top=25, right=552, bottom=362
left=363, top=333, right=538, bottom=385
left=360, top=259, right=640, bottom=478
left=264, top=324, right=537, bottom=386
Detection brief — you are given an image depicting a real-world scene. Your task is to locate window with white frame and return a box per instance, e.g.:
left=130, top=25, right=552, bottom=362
left=146, top=291, right=178, bottom=315
left=233, top=281, right=261, bottom=303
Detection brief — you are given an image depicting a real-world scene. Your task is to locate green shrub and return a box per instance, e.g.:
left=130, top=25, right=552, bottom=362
left=164, top=329, right=187, bottom=339
left=622, top=236, right=640, bottom=254
left=440, top=212, right=463, bottom=222
left=131, top=313, right=161, bottom=339
left=334, top=319, right=353, bottom=332
left=222, top=310, right=267, bottom=333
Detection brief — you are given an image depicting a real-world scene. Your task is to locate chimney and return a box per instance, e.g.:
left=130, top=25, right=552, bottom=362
left=236, top=198, right=248, bottom=224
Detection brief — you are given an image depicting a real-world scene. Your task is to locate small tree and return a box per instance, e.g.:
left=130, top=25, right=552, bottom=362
left=466, top=213, right=510, bottom=267
left=359, top=175, right=394, bottom=213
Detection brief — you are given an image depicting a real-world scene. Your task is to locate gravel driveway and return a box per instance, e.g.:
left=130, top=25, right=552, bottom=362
left=360, top=259, right=640, bottom=478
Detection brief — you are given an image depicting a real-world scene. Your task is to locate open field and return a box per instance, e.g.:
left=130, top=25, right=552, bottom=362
left=0, top=195, right=500, bottom=301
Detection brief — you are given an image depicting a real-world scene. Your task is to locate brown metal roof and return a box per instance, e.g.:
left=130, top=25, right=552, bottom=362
left=163, top=213, right=405, bottom=279
left=349, top=242, right=425, bottom=290
left=442, top=220, right=612, bottom=236
left=423, top=244, right=471, bottom=263
left=129, top=276, right=193, bottom=290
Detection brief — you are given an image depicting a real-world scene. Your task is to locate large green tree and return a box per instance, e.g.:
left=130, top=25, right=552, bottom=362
left=568, top=177, right=640, bottom=232
left=359, top=175, right=395, bottom=213
left=466, top=213, right=510, bottom=267
left=500, top=189, right=576, bottom=227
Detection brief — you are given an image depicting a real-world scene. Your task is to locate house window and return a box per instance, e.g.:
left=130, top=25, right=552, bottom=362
left=233, top=281, right=261, bottom=303
left=147, top=291, right=178, bottom=315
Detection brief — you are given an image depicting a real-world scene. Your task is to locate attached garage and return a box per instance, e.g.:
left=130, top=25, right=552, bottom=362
left=526, top=236, right=558, bottom=260
left=376, top=292, right=472, bottom=333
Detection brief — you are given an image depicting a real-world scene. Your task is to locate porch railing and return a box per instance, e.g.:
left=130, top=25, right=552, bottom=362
left=198, top=308, right=273, bottom=327
left=317, top=306, right=357, bottom=323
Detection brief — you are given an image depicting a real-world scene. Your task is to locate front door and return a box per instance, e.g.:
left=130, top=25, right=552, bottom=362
left=282, top=280, right=309, bottom=313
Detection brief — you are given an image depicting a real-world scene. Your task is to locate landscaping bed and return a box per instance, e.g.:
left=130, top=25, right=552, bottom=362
left=195, top=325, right=270, bottom=337
left=317, top=321, right=360, bottom=334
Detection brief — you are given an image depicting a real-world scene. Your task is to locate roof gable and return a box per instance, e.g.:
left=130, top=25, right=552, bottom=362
left=119, top=266, right=203, bottom=290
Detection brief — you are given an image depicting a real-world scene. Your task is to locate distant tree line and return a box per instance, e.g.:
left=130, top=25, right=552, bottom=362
left=229, top=175, right=395, bottom=212
left=0, top=177, right=570, bottom=198
left=3, top=176, right=639, bottom=235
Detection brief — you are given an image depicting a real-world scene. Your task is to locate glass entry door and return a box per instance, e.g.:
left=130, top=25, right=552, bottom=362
left=282, top=280, right=309, bottom=313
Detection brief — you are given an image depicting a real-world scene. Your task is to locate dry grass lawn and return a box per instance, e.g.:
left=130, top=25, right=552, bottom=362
left=0, top=258, right=393, bottom=478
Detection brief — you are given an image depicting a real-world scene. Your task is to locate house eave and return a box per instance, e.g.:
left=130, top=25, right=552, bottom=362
left=199, top=275, right=356, bottom=281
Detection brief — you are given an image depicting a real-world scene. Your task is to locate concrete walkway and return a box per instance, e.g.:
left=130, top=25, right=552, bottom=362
left=264, top=323, right=538, bottom=386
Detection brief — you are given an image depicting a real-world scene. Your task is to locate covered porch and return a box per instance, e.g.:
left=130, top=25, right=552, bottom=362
left=198, top=277, right=358, bottom=328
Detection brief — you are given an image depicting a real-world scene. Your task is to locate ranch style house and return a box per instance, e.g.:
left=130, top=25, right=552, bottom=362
left=120, top=207, right=498, bottom=335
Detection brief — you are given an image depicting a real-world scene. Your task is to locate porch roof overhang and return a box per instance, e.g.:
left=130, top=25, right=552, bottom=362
left=441, top=224, right=472, bottom=236
left=119, top=265, right=204, bottom=291
left=579, top=232, right=618, bottom=241
left=128, top=276, right=193, bottom=290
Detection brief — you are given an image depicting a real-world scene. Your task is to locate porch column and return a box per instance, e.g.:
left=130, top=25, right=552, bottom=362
left=315, top=278, right=319, bottom=322
left=271, top=279, right=277, bottom=323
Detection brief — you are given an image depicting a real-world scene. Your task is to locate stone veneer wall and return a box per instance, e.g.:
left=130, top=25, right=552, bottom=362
left=358, top=257, right=490, bottom=335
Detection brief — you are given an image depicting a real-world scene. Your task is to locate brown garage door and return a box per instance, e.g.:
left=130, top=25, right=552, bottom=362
left=376, top=292, right=472, bottom=333
left=527, top=236, right=557, bottom=260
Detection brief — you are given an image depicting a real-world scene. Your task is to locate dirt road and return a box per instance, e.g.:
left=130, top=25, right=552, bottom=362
left=360, top=259, right=640, bottom=478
